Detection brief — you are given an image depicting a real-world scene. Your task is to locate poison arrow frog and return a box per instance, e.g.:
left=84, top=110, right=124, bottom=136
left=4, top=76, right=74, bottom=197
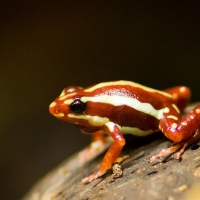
left=49, top=80, right=200, bottom=183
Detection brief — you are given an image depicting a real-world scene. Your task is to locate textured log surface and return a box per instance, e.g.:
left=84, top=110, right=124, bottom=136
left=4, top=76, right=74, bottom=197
left=22, top=132, right=200, bottom=200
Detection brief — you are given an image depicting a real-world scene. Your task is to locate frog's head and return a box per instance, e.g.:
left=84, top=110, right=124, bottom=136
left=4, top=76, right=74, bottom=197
left=49, top=86, right=87, bottom=124
left=49, top=85, right=110, bottom=131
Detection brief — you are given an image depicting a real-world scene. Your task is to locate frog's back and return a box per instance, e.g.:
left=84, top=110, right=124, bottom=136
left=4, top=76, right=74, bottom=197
left=83, top=80, right=173, bottom=110
left=77, top=81, right=172, bottom=133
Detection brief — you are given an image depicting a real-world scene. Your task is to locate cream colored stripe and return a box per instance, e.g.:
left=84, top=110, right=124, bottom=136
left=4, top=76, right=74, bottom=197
left=166, top=115, right=179, bottom=120
left=84, top=80, right=171, bottom=98
left=68, top=113, right=156, bottom=136
left=103, top=122, right=154, bottom=136
left=172, top=104, right=180, bottom=114
left=49, top=101, right=57, bottom=108
left=68, top=114, right=109, bottom=126
left=104, top=122, right=116, bottom=132
left=64, top=99, right=74, bottom=105
left=121, top=126, right=155, bottom=136
left=81, top=95, right=165, bottom=120
left=53, top=113, right=65, bottom=117
left=59, top=93, right=76, bottom=100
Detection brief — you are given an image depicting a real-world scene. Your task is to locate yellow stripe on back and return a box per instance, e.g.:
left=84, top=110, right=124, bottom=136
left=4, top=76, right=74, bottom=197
left=84, top=80, right=172, bottom=98
left=81, top=95, right=165, bottom=120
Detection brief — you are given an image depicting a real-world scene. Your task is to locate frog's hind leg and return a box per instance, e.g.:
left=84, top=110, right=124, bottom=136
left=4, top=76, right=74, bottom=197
left=163, top=86, right=191, bottom=112
left=149, top=127, right=200, bottom=162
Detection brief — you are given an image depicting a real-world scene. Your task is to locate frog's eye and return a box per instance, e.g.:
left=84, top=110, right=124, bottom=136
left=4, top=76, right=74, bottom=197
left=70, top=99, right=86, bottom=113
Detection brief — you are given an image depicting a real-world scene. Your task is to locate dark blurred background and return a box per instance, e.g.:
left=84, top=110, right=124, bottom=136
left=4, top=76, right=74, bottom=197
left=1, top=1, right=200, bottom=199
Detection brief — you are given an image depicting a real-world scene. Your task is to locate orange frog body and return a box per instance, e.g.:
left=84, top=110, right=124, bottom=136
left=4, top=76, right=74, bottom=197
left=49, top=80, right=200, bottom=183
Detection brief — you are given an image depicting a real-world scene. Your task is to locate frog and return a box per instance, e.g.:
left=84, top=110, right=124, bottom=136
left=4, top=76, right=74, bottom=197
left=49, top=80, right=200, bottom=183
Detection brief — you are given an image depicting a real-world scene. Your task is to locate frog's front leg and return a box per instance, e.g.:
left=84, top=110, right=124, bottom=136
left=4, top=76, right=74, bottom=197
left=78, top=130, right=112, bottom=164
left=150, top=104, right=200, bottom=162
left=82, top=122, right=125, bottom=183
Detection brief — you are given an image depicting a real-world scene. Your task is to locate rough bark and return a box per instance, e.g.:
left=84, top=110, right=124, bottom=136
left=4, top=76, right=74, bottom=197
left=22, top=132, right=200, bottom=200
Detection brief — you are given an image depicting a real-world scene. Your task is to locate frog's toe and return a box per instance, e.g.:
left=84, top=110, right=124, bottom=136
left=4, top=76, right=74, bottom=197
left=82, top=171, right=102, bottom=183
left=149, top=143, right=182, bottom=162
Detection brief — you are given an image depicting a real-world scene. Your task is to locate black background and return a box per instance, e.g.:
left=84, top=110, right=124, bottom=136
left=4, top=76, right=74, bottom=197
left=1, top=1, right=200, bottom=200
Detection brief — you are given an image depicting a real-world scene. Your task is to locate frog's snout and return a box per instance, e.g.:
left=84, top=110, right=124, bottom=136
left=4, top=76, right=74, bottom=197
left=49, top=101, right=64, bottom=118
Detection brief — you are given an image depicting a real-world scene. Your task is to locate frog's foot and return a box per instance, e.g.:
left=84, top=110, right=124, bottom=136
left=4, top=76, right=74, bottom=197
left=82, top=171, right=106, bottom=183
left=149, top=143, right=183, bottom=162
left=149, top=128, right=200, bottom=163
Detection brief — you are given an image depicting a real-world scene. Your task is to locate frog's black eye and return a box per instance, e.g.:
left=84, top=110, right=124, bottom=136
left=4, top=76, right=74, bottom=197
left=70, top=99, right=86, bottom=113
